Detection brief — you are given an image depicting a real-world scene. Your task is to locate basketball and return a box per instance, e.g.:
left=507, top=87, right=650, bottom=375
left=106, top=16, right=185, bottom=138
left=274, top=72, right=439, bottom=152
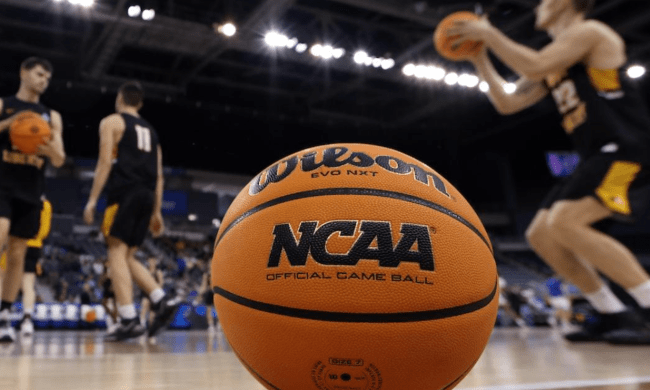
left=9, top=110, right=51, bottom=155
left=434, top=11, right=484, bottom=61
left=212, top=143, right=499, bottom=390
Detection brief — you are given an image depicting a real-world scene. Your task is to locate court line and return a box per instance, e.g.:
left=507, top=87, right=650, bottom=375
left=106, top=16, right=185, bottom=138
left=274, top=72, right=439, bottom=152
left=458, top=376, right=650, bottom=390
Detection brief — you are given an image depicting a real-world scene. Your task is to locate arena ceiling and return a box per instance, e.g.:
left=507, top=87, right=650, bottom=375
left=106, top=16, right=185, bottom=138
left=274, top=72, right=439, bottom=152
left=1, top=0, right=649, bottom=202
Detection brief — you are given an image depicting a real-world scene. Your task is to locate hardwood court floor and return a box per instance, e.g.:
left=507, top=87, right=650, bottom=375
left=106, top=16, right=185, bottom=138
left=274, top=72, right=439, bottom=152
left=0, top=327, right=648, bottom=390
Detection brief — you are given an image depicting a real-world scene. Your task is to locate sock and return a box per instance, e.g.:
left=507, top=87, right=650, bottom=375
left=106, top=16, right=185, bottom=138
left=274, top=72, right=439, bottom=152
left=117, top=304, right=137, bottom=320
left=584, top=285, right=627, bottom=314
left=149, top=289, right=165, bottom=305
left=626, top=280, right=650, bottom=309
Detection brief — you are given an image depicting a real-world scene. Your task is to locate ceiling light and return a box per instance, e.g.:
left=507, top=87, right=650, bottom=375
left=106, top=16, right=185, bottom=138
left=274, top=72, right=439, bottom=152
left=402, top=63, right=416, bottom=76
left=627, top=65, right=646, bottom=79
left=354, top=51, right=368, bottom=64
left=444, top=72, right=459, bottom=85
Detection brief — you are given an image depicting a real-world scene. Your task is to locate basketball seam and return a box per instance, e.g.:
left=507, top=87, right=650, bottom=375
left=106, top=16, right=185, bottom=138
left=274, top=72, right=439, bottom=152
left=213, top=278, right=497, bottom=323
left=215, top=187, right=492, bottom=252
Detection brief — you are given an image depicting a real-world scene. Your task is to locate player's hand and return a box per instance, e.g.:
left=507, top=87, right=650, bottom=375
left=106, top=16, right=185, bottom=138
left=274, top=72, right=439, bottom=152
left=83, top=201, right=97, bottom=225
left=468, top=45, right=489, bottom=66
left=0, top=112, right=26, bottom=133
left=447, top=15, right=493, bottom=46
left=36, top=135, right=56, bottom=158
left=149, top=211, right=165, bottom=238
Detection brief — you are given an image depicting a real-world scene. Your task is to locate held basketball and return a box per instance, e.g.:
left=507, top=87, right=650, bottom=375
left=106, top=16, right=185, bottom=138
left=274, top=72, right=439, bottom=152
left=9, top=110, right=51, bottom=155
left=434, top=11, right=484, bottom=61
left=212, top=144, right=499, bottom=390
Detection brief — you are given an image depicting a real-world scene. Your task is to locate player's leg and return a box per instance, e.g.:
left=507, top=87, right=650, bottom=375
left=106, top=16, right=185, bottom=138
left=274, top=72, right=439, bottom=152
left=0, top=236, right=29, bottom=342
left=19, top=247, right=40, bottom=337
left=0, top=198, right=40, bottom=342
left=121, top=188, right=179, bottom=338
left=104, top=236, right=145, bottom=341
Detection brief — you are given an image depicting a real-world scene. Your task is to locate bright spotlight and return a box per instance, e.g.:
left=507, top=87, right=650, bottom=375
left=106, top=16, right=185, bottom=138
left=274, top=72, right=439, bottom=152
left=286, top=37, right=298, bottom=49
left=431, top=66, right=446, bottom=81
left=332, top=48, right=345, bottom=59
left=78, top=0, right=94, bottom=5
left=479, top=81, right=490, bottom=92
left=363, top=57, right=373, bottom=66
left=320, top=45, right=334, bottom=59
left=188, top=214, right=197, bottom=222
left=265, top=32, right=288, bottom=48
left=381, top=58, right=395, bottom=70
left=127, top=5, right=141, bottom=17
left=504, top=82, right=517, bottom=94
left=142, top=9, right=155, bottom=20
left=414, top=65, right=427, bottom=79
left=627, top=65, right=646, bottom=79
left=310, top=44, right=323, bottom=57
left=295, top=43, right=308, bottom=53
left=219, top=23, right=237, bottom=37
left=444, top=72, right=459, bottom=85
left=402, top=63, right=416, bottom=76
left=354, top=51, right=368, bottom=64
left=371, top=58, right=381, bottom=68
left=466, top=75, right=479, bottom=88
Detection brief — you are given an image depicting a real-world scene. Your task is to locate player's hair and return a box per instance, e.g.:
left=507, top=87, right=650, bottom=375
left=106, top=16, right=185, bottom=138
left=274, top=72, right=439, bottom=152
left=21, top=57, right=53, bottom=73
left=572, top=0, right=595, bottom=14
left=118, top=81, right=145, bottom=107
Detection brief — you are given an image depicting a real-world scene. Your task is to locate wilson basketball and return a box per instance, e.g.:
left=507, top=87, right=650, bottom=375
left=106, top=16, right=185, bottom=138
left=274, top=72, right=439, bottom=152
left=212, top=143, right=499, bottom=390
left=9, top=110, right=51, bottom=155
left=433, top=11, right=484, bottom=61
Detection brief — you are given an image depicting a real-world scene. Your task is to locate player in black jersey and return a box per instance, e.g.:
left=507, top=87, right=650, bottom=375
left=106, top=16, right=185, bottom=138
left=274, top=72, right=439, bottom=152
left=0, top=57, right=66, bottom=342
left=84, top=81, right=179, bottom=341
left=451, top=0, right=650, bottom=344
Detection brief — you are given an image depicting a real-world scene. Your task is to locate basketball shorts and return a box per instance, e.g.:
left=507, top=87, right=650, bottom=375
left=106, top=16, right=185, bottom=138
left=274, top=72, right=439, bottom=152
left=102, top=188, right=155, bottom=247
left=540, top=149, right=650, bottom=222
left=0, top=192, right=41, bottom=239
left=24, top=246, right=41, bottom=273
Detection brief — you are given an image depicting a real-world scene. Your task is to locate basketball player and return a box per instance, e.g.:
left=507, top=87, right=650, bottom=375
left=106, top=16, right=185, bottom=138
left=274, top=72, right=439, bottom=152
left=19, top=197, right=52, bottom=337
left=450, top=0, right=650, bottom=343
left=0, top=57, right=66, bottom=342
left=83, top=81, right=179, bottom=341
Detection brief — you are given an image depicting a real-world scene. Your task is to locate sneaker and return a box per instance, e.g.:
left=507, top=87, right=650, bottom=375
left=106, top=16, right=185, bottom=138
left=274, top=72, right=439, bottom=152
left=148, top=295, right=181, bottom=338
left=564, top=310, right=646, bottom=342
left=0, top=321, right=16, bottom=343
left=105, top=318, right=146, bottom=342
left=604, top=308, right=650, bottom=345
left=20, top=316, right=34, bottom=337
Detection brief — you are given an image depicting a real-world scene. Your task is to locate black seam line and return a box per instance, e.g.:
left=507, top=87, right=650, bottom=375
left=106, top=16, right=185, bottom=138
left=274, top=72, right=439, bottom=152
left=216, top=188, right=492, bottom=252
left=213, top=279, right=497, bottom=323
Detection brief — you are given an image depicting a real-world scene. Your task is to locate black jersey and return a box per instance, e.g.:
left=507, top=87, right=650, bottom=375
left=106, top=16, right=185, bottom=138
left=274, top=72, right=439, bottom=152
left=105, top=113, right=159, bottom=203
left=545, top=63, right=650, bottom=160
left=0, top=96, right=52, bottom=203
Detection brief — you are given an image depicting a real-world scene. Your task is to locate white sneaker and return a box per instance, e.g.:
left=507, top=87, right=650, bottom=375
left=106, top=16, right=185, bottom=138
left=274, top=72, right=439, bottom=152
left=0, top=324, right=16, bottom=343
left=20, top=317, right=34, bottom=337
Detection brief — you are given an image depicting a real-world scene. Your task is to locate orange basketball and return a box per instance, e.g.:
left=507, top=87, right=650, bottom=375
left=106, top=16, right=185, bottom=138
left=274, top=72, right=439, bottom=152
left=212, top=143, right=498, bottom=390
left=85, top=309, right=97, bottom=323
left=9, top=110, right=51, bottom=155
left=434, top=11, right=484, bottom=61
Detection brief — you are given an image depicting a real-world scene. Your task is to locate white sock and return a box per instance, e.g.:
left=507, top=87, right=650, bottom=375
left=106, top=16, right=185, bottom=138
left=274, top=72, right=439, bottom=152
left=584, top=285, right=627, bottom=314
left=149, top=289, right=165, bottom=305
left=117, top=304, right=137, bottom=320
left=626, top=280, right=650, bottom=308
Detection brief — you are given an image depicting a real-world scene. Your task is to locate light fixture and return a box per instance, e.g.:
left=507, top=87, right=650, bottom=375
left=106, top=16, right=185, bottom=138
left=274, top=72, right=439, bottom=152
left=479, top=81, right=490, bottom=92
left=402, top=63, right=416, bottom=76
left=444, top=72, right=459, bottom=85
left=354, top=51, right=368, bottom=64
left=504, top=82, right=517, bottom=94
left=381, top=58, right=395, bottom=70
left=142, top=9, right=155, bottom=21
left=627, top=65, right=646, bottom=79
left=127, top=5, right=141, bottom=17
left=219, top=23, right=237, bottom=37
left=295, top=43, right=308, bottom=53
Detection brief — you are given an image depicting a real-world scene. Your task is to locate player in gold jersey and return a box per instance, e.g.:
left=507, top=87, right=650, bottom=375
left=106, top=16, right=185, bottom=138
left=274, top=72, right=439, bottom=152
left=451, top=0, right=650, bottom=343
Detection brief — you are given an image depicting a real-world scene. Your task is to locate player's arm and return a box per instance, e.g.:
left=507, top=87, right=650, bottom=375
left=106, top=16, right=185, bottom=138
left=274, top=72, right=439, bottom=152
left=451, top=19, right=603, bottom=80
left=0, top=99, right=12, bottom=133
left=38, top=110, right=66, bottom=167
left=149, top=145, right=165, bottom=237
left=83, top=114, right=122, bottom=224
left=470, top=49, right=548, bottom=115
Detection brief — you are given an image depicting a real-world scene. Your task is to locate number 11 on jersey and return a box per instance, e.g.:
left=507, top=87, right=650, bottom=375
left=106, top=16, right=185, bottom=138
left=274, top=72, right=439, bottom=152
left=134, top=124, right=152, bottom=152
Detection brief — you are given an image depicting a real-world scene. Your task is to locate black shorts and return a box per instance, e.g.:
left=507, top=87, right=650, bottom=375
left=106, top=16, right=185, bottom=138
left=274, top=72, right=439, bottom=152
left=102, top=188, right=154, bottom=247
left=0, top=192, right=41, bottom=239
left=24, top=246, right=41, bottom=273
left=541, top=150, right=650, bottom=222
